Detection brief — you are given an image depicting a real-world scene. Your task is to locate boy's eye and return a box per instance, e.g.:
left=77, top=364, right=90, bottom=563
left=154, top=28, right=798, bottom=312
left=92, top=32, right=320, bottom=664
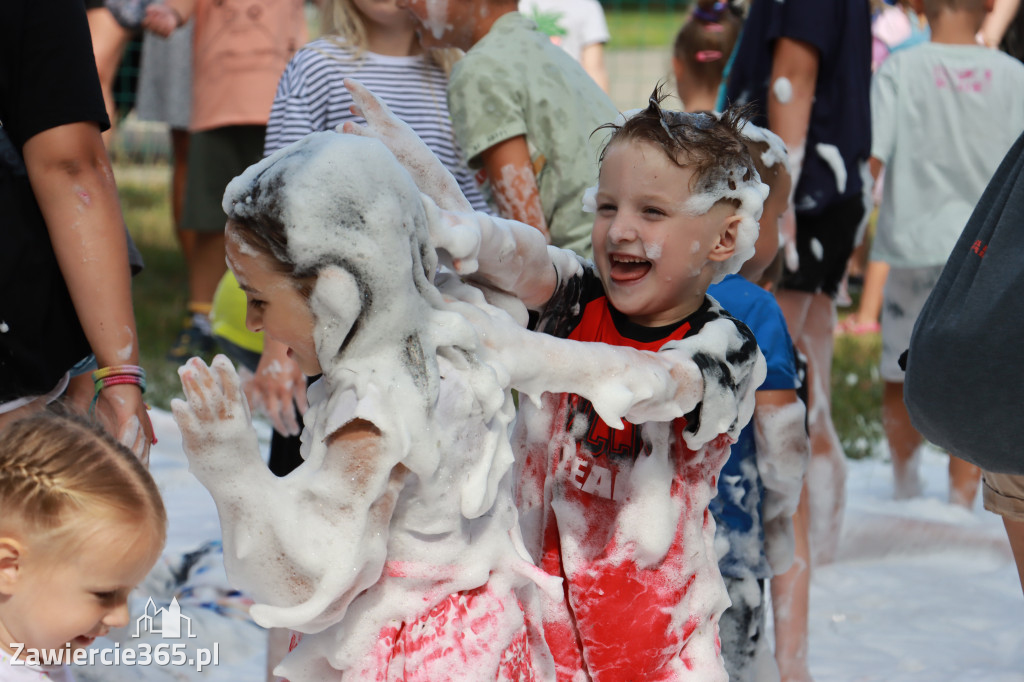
left=643, top=206, right=667, bottom=217
left=597, top=203, right=616, bottom=214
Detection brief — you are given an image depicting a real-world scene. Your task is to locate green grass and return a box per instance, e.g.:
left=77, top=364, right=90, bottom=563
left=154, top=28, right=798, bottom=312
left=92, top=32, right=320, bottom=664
left=831, top=328, right=884, bottom=459
left=119, top=163, right=886, bottom=456
left=604, top=8, right=691, bottom=50
left=118, top=165, right=190, bottom=410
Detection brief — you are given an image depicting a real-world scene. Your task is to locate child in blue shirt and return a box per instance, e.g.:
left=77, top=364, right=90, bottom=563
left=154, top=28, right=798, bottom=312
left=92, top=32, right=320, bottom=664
left=707, top=124, right=810, bottom=682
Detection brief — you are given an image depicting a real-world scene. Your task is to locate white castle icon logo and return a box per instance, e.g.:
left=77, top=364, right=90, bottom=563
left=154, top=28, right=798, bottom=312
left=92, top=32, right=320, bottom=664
left=133, top=597, right=197, bottom=639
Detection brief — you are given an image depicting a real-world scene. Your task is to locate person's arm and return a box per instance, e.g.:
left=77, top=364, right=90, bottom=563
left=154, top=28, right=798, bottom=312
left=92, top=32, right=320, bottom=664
left=22, top=121, right=152, bottom=459
left=458, top=298, right=765, bottom=449
left=479, top=136, right=550, bottom=243
left=341, top=79, right=559, bottom=308
left=580, top=43, right=610, bottom=93
left=767, top=37, right=818, bottom=271
left=173, top=356, right=405, bottom=631
left=142, top=0, right=196, bottom=37
left=981, top=0, right=1021, bottom=47
left=753, top=388, right=810, bottom=574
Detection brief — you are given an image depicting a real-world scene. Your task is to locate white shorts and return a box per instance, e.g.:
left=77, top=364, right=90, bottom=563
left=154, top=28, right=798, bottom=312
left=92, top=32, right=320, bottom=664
left=880, top=265, right=943, bottom=382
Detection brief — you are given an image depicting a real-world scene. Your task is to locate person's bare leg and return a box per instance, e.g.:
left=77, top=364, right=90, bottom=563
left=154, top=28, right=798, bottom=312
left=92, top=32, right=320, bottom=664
left=883, top=381, right=924, bottom=500
left=170, top=128, right=195, bottom=262
left=772, top=484, right=814, bottom=682
left=86, top=8, right=132, bottom=148
left=851, top=260, right=888, bottom=326
left=1003, top=517, right=1024, bottom=596
left=948, top=455, right=982, bottom=509
left=779, top=291, right=846, bottom=566
left=188, top=231, right=228, bottom=308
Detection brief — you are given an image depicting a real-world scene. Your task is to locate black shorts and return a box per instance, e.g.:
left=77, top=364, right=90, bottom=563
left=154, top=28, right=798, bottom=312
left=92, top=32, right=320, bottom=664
left=183, top=125, right=266, bottom=233
left=781, top=193, right=866, bottom=297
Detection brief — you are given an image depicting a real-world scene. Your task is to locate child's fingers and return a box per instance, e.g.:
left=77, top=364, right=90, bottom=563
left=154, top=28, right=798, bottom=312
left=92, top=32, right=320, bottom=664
left=178, top=358, right=217, bottom=420
left=340, top=120, right=373, bottom=139
left=211, top=354, right=244, bottom=416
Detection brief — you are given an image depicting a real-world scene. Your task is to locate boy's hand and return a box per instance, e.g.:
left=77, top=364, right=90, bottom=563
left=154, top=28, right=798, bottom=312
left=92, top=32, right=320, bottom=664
left=172, top=355, right=263, bottom=485
left=339, top=78, right=473, bottom=213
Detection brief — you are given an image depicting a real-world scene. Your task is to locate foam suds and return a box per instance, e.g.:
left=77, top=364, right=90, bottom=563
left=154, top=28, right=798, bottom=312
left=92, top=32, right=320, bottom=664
left=771, top=77, right=793, bottom=104
left=176, top=128, right=767, bottom=681
left=682, top=163, right=768, bottom=283
left=816, top=143, right=847, bottom=193
left=753, top=399, right=810, bottom=573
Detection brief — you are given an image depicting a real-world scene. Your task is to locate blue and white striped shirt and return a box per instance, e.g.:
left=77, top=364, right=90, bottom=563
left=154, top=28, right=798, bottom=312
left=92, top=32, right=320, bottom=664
left=265, top=39, right=489, bottom=213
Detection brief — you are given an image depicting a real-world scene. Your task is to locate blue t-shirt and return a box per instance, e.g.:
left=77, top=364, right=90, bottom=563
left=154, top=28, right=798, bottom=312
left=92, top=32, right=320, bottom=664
left=708, top=275, right=799, bottom=578
left=725, top=0, right=872, bottom=216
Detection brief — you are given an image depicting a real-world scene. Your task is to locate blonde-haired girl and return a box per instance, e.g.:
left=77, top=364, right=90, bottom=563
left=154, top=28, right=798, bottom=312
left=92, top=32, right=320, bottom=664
left=0, top=410, right=166, bottom=681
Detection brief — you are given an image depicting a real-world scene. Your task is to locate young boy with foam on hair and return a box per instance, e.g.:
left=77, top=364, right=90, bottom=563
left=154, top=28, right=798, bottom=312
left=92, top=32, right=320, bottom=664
left=346, top=84, right=768, bottom=680
left=398, top=0, right=618, bottom=258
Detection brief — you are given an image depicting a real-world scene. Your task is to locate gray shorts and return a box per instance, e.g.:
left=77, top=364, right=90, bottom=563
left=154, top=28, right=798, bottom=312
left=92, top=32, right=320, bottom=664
left=880, top=265, right=943, bottom=382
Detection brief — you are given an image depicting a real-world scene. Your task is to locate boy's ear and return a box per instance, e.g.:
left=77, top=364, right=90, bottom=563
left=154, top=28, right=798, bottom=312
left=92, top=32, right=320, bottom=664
left=707, top=215, right=741, bottom=263
left=0, top=538, right=24, bottom=595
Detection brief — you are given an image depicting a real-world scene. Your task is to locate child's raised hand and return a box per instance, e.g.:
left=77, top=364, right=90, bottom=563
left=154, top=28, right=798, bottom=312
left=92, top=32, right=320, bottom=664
left=142, top=3, right=181, bottom=38
left=339, top=78, right=473, bottom=213
left=245, top=340, right=308, bottom=437
left=172, top=355, right=264, bottom=485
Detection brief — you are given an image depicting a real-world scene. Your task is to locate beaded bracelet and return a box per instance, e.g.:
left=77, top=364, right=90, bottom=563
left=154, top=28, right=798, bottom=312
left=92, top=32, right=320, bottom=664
left=90, top=365, right=147, bottom=415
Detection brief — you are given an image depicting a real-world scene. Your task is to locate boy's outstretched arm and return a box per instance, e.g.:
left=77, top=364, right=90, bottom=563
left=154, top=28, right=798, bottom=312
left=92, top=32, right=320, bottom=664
left=172, top=356, right=405, bottom=634
left=753, top=388, right=810, bottom=574
left=460, top=299, right=765, bottom=444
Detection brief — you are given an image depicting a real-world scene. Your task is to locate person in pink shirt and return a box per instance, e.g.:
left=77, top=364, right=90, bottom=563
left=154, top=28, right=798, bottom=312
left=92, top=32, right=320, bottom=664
left=145, top=0, right=307, bottom=362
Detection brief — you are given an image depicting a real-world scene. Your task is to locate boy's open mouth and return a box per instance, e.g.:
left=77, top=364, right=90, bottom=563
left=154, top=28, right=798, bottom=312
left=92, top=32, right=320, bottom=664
left=609, top=255, right=652, bottom=282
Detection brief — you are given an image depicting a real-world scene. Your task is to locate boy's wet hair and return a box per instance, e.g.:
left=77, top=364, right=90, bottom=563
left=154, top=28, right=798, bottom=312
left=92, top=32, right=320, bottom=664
left=597, top=85, right=758, bottom=203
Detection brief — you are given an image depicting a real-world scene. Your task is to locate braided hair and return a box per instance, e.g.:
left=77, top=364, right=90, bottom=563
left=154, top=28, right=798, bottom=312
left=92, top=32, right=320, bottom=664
left=0, top=410, right=166, bottom=544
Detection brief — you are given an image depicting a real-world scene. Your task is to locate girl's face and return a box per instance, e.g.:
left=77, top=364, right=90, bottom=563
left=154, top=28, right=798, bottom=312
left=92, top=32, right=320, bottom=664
left=0, top=520, right=162, bottom=654
left=225, top=221, right=322, bottom=376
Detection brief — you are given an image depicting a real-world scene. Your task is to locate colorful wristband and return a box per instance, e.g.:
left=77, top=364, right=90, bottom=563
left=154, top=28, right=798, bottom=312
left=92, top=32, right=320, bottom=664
left=90, top=365, right=147, bottom=415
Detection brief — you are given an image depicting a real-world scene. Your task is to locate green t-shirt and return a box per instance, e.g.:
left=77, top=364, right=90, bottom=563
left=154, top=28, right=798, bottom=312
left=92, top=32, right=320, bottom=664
left=448, top=12, right=618, bottom=258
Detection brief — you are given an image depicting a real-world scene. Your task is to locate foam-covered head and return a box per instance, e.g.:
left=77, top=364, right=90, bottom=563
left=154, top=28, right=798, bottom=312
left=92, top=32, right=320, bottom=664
left=223, top=132, right=439, bottom=370
left=597, top=89, right=765, bottom=281
left=738, top=121, right=791, bottom=282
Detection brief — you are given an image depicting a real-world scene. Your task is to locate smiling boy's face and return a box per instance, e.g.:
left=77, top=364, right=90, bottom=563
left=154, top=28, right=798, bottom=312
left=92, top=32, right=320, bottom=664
left=591, top=139, right=739, bottom=328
